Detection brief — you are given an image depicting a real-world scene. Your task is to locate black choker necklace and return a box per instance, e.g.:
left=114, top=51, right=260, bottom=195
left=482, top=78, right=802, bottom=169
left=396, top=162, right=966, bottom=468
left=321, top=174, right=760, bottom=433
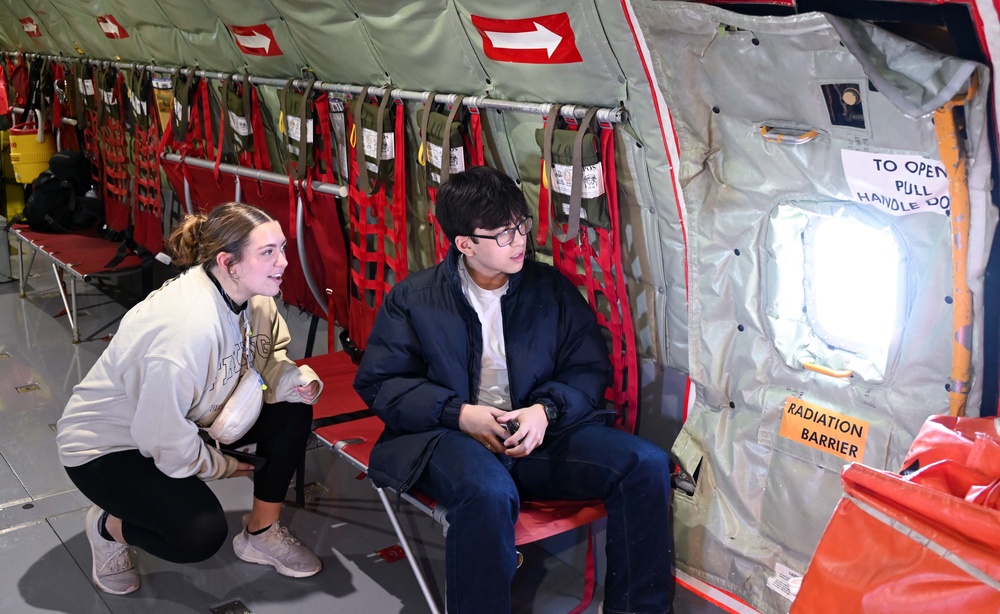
left=205, top=268, right=248, bottom=314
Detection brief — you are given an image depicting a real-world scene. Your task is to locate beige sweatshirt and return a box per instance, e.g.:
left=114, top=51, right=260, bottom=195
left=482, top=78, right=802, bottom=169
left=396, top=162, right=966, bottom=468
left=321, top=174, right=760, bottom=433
left=56, top=266, right=321, bottom=480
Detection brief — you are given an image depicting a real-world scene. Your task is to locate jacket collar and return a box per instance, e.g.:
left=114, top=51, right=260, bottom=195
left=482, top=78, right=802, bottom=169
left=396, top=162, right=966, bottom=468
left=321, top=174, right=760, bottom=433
left=443, top=245, right=525, bottom=296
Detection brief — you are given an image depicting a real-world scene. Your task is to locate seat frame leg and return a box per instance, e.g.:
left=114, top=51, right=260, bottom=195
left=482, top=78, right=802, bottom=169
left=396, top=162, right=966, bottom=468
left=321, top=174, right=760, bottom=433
left=374, top=485, right=442, bottom=614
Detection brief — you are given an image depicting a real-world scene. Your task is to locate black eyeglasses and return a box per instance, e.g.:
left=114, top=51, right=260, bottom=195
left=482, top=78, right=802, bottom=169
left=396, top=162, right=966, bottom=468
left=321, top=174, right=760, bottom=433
left=468, top=216, right=533, bottom=247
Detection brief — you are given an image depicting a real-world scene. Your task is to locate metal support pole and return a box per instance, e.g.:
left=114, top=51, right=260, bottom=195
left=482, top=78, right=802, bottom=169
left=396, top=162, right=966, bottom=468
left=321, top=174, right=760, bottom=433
left=374, top=485, right=442, bottom=614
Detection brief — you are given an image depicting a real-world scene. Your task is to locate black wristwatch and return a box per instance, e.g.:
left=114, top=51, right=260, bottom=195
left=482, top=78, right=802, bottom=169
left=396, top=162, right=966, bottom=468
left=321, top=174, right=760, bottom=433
left=539, top=400, right=559, bottom=423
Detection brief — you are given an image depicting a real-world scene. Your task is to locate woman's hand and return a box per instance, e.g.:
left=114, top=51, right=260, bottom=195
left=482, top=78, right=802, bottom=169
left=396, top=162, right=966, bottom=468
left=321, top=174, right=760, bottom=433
left=294, top=380, right=321, bottom=403
left=229, top=462, right=256, bottom=478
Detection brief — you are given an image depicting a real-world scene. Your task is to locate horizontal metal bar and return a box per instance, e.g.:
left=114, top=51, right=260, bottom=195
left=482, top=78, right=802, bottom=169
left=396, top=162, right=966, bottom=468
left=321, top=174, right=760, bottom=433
left=161, top=153, right=349, bottom=198
left=11, top=106, right=77, bottom=126
left=16, top=52, right=625, bottom=123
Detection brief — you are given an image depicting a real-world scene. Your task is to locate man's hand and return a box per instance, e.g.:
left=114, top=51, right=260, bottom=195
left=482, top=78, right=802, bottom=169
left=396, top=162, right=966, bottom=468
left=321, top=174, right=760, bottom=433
left=458, top=403, right=508, bottom=452
left=498, top=404, right=548, bottom=458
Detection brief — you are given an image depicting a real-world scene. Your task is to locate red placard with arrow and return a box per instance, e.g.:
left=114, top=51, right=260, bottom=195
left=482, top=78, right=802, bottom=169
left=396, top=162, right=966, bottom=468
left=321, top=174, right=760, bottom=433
left=471, top=13, right=582, bottom=64
left=227, top=24, right=283, bottom=57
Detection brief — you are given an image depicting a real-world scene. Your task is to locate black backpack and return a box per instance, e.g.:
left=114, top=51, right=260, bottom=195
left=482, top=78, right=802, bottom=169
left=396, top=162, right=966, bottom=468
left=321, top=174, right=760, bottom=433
left=5, top=151, right=103, bottom=233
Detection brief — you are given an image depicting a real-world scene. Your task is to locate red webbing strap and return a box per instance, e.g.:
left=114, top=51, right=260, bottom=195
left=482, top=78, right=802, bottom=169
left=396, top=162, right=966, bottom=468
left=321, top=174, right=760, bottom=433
left=196, top=78, right=215, bottom=164
left=156, top=75, right=190, bottom=210
left=158, top=77, right=232, bottom=213
left=0, top=59, right=9, bottom=117
left=236, top=79, right=272, bottom=172
left=547, top=123, right=638, bottom=432
left=567, top=525, right=598, bottom=614
left=427, top=184, right=449, bottom=263
left=281, top=90, right=350, bottom=322
left=76, top=64, right=102, bottom=189
left=467, top=103, right=486, bottom=167
left=98, top=69, right=131, bottom=232
left=346, top=97, right=407, bottom=349
left=9, top=55, right=28, bottom=113
left=600, top=124, right=638, bottom=431
left=50, top=63, right=81, bottom=152
left=133, top=69, right=164, bottom=254
left=309, top=93, right=350, bottom=330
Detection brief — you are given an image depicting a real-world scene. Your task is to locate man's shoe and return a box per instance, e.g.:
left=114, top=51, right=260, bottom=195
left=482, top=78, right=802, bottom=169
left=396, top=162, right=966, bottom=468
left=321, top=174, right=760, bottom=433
left=233, top=514, right=322, bottom=578
left=84, top=505, right=140, bottom=595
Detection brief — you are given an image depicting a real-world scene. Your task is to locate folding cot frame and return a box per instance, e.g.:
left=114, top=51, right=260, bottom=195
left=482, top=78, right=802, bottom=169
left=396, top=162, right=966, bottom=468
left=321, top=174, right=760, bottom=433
left=10, top=224, right=148, bottom=343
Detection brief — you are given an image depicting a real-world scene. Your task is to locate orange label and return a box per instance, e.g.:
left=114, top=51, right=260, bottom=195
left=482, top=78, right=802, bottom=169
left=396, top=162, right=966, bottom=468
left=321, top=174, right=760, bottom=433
left=778, top=397, right=869, bottom=462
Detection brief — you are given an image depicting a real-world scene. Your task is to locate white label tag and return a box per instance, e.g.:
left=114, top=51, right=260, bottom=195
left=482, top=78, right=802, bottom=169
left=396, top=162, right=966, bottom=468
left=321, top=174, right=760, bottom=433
left=228, top=110, right=251, bottom=137
left=285, top=116, right=314, bottom=144
left=77, top=78, right=95, bottom=96
left=130, top=91, right=146, bottom=116
left=428, top=142, right=466, bottom=175
left=362, top=127, right=395, bottom=161
left=552, top=161, right=605, bottom=198
left=842, top=149, right=950, bottom=216
left=765, top=562, right=803, bottom=602
left=173, top=98, right=184, bottom=118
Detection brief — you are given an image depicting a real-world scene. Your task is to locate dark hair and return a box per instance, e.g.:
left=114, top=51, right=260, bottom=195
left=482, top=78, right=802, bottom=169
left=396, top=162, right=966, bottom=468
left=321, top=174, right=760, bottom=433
left=435, top=166, right=530, bottom=244
left=168, top=202, right=276, bottom=271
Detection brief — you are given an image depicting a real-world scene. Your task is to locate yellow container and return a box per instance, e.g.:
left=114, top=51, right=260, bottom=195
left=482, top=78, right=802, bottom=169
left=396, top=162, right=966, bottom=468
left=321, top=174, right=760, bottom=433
left=5, top=182, right=24, bottom=218
left=9, top=122, right=55, bottom=184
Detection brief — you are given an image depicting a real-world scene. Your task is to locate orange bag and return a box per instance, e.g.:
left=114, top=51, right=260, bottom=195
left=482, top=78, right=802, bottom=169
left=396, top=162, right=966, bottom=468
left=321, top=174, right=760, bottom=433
left=791, top=416, right=1000, bottom=613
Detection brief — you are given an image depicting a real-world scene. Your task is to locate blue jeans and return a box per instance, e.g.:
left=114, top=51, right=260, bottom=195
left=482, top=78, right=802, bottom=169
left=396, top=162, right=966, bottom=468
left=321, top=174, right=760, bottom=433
left=413, top=422, right=674, bottom=614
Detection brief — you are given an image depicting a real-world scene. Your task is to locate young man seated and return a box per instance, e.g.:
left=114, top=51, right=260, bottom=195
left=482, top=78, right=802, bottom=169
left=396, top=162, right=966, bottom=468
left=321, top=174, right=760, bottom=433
left=354, top=166, right=675, bottom=614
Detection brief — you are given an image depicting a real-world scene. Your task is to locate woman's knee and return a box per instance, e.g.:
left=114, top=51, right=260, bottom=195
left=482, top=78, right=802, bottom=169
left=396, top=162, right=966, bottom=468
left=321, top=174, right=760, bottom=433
left=165, top=509, right=230, bottom=563
left=266, top=401, right=313, bottom=442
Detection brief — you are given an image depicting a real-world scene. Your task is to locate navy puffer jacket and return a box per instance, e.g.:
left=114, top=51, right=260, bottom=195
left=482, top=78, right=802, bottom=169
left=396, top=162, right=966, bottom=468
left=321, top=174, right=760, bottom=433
left=354, top=247, right=612, bottom=492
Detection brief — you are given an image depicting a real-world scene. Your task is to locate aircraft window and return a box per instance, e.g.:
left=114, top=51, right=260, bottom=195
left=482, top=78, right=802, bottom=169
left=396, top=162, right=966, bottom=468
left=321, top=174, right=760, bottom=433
left=765, top=203, right=905, bottom=382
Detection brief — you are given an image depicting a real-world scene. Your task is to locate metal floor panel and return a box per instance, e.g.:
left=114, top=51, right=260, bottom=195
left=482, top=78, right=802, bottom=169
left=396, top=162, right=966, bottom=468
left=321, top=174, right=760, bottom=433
left=0, top=518, right=111, bottom=613
left=0, top=289, right=109, bottom=500
left=0, top=452, right=29, bottom=507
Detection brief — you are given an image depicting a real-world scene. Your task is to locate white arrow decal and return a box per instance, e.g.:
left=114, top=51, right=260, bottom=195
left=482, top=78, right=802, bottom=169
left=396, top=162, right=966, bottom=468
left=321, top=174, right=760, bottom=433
left=98, top=19, right=120, bottom=37
left=483, top=22, right=562, bottom=58
left=22, top=20, right=38, bottom=35
left=234, top=30, right=272, bottom=53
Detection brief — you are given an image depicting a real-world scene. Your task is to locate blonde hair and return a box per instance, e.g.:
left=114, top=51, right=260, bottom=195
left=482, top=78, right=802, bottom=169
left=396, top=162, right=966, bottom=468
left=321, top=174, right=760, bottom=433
left=168, top=202, right=276, bottom=271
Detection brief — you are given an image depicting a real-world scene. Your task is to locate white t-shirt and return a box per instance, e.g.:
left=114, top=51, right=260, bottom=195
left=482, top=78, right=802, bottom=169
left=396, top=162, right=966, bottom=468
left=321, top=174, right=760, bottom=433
left=458, top=257, right=511, bottom=410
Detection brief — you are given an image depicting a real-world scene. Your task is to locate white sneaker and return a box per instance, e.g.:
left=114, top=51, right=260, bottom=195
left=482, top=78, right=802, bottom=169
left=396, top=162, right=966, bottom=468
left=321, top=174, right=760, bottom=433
left=84, top=505, right=140, bottom=595
left=233, top=514, right=321, bottom=578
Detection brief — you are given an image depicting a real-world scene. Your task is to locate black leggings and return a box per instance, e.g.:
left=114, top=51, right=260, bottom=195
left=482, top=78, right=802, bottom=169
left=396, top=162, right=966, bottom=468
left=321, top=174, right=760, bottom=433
left=64, top=401, right=312, bottom=563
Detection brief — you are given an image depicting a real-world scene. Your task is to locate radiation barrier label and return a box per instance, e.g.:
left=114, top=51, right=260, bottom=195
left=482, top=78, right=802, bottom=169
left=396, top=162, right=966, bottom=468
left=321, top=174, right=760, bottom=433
left=778, top=397, right=869, bottom=462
